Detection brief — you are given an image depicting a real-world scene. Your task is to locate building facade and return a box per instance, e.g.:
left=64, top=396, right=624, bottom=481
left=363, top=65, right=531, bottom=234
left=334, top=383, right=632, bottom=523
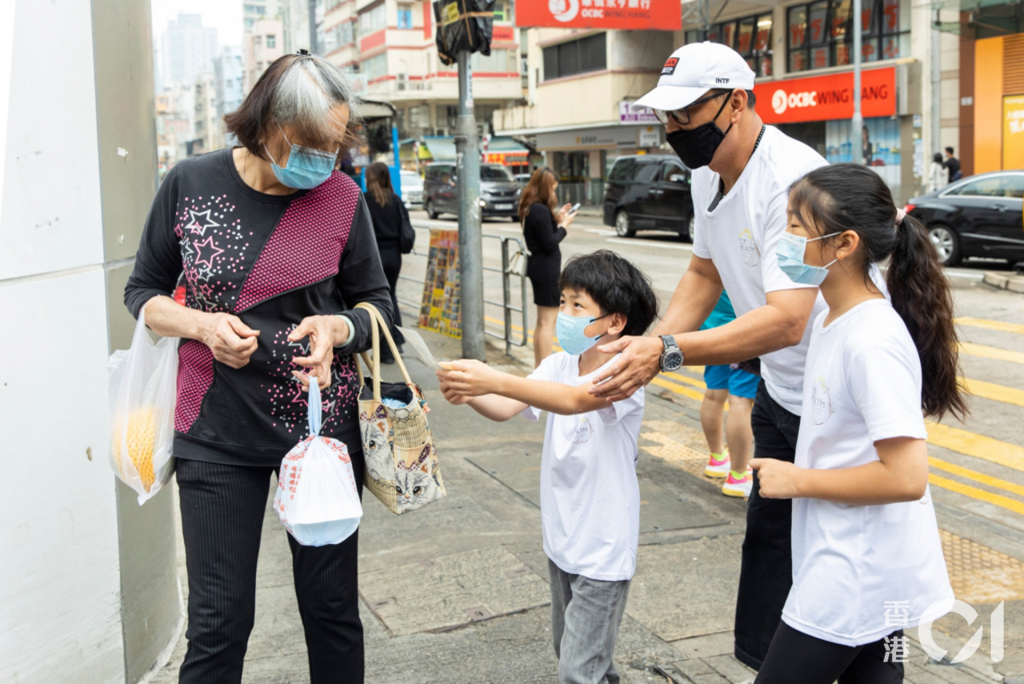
left=498, top=0, right=964, bottom=205
left=216, top=45, right=245, bottom=146
left=320, top=0, right=522, bottom=153
left=244, top=19, right=286, bottom=92
left=193, top=73, right=222, bottom=155
left=160, top=12, right=218, bottom=88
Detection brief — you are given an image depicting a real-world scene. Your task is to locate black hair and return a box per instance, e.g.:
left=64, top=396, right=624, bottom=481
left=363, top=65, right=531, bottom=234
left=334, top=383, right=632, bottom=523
left=789, top=164, right=968, bottom=420
left=945, top=146, right=955, bottom=155
left=933, top=152, right=944, bottom=164
left=558, top=250, right=659, bottom=337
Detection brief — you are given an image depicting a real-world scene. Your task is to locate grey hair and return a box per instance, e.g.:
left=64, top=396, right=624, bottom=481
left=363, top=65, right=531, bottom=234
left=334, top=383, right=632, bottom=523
left=272, top=54, right=361, bottom=132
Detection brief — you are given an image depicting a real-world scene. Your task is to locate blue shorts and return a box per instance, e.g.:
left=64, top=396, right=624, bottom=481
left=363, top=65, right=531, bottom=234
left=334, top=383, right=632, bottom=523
left=703, top=364, right=759, bottom=399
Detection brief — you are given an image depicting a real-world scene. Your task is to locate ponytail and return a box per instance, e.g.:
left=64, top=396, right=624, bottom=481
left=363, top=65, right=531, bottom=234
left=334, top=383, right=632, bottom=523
left=789, top=164, right=968, bottom=421
left=886, top=214, right=968, bottom=420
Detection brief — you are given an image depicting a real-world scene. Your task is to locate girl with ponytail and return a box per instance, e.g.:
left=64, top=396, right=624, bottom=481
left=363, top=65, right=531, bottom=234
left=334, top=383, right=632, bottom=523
left=750, top=163, right=966, bottom=683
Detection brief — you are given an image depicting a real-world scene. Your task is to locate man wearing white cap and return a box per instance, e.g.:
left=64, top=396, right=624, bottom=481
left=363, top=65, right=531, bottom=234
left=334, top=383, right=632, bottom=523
left=589, top=42, right=828, bottom=670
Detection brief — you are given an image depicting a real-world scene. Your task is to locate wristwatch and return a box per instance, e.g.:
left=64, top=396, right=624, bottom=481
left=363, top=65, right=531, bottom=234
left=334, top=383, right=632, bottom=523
left=659, top=335, right=684, bottom=372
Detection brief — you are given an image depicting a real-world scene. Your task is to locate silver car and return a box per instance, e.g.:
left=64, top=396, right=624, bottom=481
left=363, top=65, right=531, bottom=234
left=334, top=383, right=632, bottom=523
left=400, top=170, right=424, bottom=209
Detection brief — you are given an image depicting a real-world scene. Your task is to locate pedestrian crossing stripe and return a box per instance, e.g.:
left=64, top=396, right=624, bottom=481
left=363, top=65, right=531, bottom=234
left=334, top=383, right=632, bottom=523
left=955, top=316, right=1024, bottom=335
left=960, top=341, right=1024, bottom=365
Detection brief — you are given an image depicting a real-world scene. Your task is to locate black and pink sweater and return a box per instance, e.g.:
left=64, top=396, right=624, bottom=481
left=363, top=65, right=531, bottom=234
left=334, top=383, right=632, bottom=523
left=125, top=149, right=393, bottom=467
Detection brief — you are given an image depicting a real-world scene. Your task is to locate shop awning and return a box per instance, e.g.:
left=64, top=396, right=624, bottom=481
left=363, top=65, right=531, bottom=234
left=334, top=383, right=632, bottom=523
left=485, top=136, right=530, bottom=154
left=420, top=137, right=457, bottom=162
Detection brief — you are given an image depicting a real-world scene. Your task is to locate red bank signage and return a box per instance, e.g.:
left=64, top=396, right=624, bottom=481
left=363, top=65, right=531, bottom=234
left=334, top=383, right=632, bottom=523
left=516, top=0, right=681, bottom=30
left=753, top=67, right=896, bottom=124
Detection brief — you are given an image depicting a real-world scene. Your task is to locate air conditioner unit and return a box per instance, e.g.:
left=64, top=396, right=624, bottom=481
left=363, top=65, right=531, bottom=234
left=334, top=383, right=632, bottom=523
left=435, top=128, right=450, bottom=137
left=397, top=73, right=408, bottom=91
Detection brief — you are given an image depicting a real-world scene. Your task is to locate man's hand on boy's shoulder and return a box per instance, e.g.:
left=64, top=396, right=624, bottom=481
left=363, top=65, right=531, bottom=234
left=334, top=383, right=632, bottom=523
left=589, top=335, right=663, bottom=401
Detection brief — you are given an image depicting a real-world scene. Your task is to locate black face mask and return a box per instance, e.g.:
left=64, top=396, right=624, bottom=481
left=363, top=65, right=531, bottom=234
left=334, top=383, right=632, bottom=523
left=666, top=95, right=733, bottom=169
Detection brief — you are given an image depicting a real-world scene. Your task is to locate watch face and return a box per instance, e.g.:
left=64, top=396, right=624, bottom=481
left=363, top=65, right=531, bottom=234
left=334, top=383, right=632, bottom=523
left=662, top=350, right=684, bottom=372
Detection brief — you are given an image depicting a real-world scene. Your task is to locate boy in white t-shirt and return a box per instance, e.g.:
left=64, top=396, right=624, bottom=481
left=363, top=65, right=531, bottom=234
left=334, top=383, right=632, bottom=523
left=750, top=164, right=963, bottom=683
left=437, top=250, right=659, bottom=684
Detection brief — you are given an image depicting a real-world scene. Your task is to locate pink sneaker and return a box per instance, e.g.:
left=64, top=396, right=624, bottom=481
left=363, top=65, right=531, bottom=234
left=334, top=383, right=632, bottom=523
left=704, top=453, right=730, bottom=478
left=722, top=469, right=753, bottom=498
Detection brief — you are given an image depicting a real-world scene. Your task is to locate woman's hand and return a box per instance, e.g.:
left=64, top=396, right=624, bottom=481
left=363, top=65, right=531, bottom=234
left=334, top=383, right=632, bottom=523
left=199, top=312, right=260, bottom=369
left=438, top=379, right=472, bottom=406
left=750, top=458, right=805, bottom=499
left=289, top=315, right=349, bottom=390
left=436, top=360, right=503, bottom=397
left=559, top=203, right=577, bottom=228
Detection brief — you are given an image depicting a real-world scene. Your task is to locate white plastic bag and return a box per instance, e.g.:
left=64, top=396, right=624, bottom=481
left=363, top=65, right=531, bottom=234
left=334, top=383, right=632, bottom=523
left=108, top=305, right=179, bottom=505
left=274, top=379, right=363, bottom=546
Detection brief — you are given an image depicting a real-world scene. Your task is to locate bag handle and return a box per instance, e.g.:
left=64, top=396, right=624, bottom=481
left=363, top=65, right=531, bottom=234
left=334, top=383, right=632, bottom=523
left=353, top=303, right=415, bottom=401
left=307, top=378, right=322, bottom=436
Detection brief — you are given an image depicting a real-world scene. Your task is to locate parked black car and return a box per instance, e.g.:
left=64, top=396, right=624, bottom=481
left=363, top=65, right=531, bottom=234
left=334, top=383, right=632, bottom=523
left=423, top=162, right=522, bottom=221
left=906, top=170, right=1024, bottom=266
left=603, top=155, right=694, bottom=240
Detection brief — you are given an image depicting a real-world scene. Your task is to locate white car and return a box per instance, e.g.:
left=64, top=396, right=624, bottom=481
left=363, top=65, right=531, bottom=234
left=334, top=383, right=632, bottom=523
left=400, top=170, right=424, bottom=209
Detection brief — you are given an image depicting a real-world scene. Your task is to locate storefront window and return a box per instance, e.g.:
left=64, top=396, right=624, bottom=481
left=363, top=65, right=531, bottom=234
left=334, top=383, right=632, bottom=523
left=694, top=12, right=773, bottom=77
left=788, top=0, right=909, bottom=73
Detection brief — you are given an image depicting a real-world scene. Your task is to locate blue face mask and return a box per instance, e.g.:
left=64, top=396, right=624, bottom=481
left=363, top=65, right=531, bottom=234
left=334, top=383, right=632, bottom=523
left=776, top=231, right=840, bottom=286
left=557, top=312, right=608, bottom=356
left=265, top=126, right=338, bottom=190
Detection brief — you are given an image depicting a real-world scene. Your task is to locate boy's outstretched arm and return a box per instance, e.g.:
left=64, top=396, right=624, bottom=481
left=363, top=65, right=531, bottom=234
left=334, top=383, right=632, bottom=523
left=438, top=381, right=528, bottom=422
left=438, top=360, right=611, bottom=416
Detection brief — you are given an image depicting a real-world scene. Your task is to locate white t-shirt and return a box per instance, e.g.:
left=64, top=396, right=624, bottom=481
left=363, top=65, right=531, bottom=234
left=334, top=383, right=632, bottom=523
left=782, top=300, right=954, bottom=646
left=521, top=352, right=644, bottom=582
left=691, top=125, right=828, bottom=414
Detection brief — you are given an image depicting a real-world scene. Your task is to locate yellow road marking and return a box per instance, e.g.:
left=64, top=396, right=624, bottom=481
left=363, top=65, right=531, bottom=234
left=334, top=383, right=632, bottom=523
left=956, top=317, right=1024, bottom=335
left=961, top=377, right=1024, bottom=408
left=929, top=474, right=1024, bottom=516
left=650, top=376, right=706, bottom=403
left=960, top=342, right=1024, bottom=365
left=929, top=457, right=1024, bottom=498
left=925, top=420, right=1024, bottom=473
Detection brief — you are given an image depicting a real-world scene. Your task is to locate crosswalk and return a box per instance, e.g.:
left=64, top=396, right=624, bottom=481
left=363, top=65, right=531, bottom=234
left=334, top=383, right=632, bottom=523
left=481, top=313, right=1024, bottom=524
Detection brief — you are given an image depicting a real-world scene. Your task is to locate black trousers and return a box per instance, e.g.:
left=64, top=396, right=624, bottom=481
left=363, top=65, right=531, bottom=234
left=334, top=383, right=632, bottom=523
left=734, top=380, right=802, bottom=670
left=756, top=622, right=905, bottom=683
left=176, top=455, right=365, bottom=684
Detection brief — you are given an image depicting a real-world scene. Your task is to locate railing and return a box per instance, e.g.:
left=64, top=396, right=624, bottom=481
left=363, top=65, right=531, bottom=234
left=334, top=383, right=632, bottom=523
left=397, top=226, right=529, bottom=357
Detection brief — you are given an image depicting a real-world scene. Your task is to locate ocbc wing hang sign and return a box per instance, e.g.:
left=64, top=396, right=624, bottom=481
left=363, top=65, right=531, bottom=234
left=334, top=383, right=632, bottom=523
left=753, top=67, right=896, bottom=124
left=516, top=0, right=680, bottom=30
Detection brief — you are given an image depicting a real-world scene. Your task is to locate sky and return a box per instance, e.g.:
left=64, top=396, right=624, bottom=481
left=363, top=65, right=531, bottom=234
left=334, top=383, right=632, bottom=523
left=150, top=0, right=243, bottom=48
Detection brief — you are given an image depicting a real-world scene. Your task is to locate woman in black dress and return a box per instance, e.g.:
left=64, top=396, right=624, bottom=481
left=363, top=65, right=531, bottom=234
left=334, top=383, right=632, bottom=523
left=518, top=167, right=577, bottom=367
left=364, top=161, right=413, bottom=362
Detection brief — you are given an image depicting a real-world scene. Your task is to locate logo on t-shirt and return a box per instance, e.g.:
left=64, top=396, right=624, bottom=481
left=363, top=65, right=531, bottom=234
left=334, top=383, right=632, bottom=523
left=662, top=57, right=679, bottom=76
left=812, top=376, right=833, bottom=425
left=571, top=417, right=594, bottom=444
left=738, top=228, right=760, bottom=268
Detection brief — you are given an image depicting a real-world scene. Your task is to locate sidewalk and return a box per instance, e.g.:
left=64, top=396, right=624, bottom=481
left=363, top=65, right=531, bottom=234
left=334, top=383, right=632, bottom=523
left=148, top=328, right=1007, bottom=684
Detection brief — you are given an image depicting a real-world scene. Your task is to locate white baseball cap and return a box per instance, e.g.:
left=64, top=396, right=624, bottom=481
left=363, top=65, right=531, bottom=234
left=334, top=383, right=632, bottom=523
left=633, top=42, right=756, bottom=112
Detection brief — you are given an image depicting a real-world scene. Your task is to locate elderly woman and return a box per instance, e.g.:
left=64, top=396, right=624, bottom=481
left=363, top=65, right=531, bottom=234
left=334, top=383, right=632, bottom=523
left=124, top=52, right=392, bottom=683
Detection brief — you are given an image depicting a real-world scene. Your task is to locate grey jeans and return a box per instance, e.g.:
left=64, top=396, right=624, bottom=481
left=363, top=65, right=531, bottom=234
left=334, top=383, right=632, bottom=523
left=548, top=559, right=632, bottom=684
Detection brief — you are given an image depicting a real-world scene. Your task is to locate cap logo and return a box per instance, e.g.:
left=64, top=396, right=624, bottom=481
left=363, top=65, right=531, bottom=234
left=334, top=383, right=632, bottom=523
left=662, top=57, right=679, bottom=76
left=715, top=77, right=730, bottom=84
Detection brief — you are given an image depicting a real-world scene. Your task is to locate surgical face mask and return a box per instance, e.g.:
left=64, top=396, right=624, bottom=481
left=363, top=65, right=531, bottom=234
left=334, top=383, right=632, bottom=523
left=776, top=231, right=841, bottom=286
left=556, top=312, right=608, bottom=356
left=265, top=126, right=338, bottom=189
left=665, top=95, right=733, bottom=169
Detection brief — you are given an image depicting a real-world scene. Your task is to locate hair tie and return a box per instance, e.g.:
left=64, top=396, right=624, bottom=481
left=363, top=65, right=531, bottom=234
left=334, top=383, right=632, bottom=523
left=894, top=208, right=906, bottom=227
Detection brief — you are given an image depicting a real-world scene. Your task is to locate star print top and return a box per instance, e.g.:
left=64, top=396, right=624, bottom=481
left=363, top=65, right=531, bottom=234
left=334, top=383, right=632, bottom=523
left=124, top=148, right=394, bottom=467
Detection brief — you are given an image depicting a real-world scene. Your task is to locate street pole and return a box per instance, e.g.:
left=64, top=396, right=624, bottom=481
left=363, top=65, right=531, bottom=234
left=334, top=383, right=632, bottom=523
left=455, top=50, right=486, bottom=361
left=307, top=0, right=318, bottom=53
left=852, top=0, right=863, bottom=162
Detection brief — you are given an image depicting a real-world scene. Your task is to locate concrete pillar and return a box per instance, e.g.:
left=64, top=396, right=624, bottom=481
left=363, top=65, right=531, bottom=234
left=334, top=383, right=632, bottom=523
left=0, top=1, right=181, bottom=682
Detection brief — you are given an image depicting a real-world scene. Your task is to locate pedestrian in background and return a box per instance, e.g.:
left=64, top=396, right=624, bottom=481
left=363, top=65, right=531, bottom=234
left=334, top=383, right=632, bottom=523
left=364, top=161, right=414, bottom=363
left=752, top=163, right=963, bottom=683
left=519, top=167, right=578, bottom=367
left=944, top=146, right=962, bottom=183
left=698, top=291, right=757, bottom=498
left=125, top=52, right=393, bottom=684
left=928, top=152, right=946, bottom=193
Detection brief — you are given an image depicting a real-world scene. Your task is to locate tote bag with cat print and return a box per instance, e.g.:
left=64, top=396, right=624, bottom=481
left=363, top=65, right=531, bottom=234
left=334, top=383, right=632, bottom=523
left=354, top=303, right=446, bottom=514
